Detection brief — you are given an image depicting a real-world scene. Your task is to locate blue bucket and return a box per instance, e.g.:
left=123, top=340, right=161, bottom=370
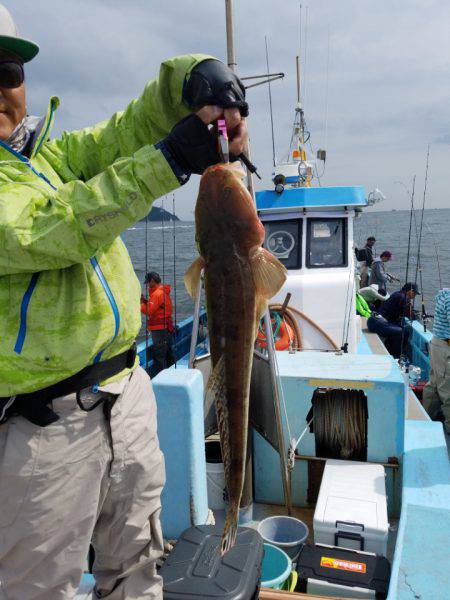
left=260, top=543, right=292, bottom=590
left=258, top=516, right=309, bottom=560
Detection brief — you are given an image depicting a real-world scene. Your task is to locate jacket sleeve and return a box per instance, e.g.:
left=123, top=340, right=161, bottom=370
left=40, top=54, right=214, bottom=183
left=0, top=144, right=180, bottom=275
left=147, top=291, right=164, bottom=318
left=372, top=261, right=388, bottom=284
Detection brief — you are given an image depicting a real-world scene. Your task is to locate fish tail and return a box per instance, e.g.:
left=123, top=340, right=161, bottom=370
left=220, top=504, right=239, bottom=555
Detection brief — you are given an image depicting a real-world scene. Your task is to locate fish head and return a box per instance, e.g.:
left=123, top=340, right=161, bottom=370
left=195, top=162, right=265, bottom=256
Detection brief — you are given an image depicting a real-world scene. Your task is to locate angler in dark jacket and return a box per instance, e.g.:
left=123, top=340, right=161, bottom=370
left=367, top=283, right=419, bottom=357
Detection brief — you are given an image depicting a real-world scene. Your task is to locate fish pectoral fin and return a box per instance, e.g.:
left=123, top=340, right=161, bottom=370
left=184, top=256, right=205, bottom=299
left=249, top=246, right=287, bottom=299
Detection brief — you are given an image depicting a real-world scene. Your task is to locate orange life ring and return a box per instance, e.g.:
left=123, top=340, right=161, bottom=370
left=257, top=318, right=294, bottom=350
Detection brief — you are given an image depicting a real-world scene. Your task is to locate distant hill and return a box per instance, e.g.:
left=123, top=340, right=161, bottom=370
left=140, top=206, right=180, bottom=222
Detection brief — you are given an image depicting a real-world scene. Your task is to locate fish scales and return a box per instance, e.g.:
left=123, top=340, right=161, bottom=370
left=184, top=162, right=286, bottom=554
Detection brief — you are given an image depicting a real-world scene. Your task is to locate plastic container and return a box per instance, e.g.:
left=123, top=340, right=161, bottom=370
left=313, top=460, right=389, bottom=556
left=258, top=515, right=309, bottom=560
left=296, top=543, right=391, bottom=599
left=408, top=365, right=421, bottom=386
left=205, top=440, right=226, bottom=510
left=261, top=543, right=292, bottom=590
left=161, top=525, right=264, bottom=600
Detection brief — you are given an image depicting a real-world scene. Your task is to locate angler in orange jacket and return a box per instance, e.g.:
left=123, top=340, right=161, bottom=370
left=141, top=272, right=175, bottom=375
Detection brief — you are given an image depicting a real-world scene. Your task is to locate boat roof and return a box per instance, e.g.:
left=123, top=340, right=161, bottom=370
left=256, top=185, right=367, bottom=212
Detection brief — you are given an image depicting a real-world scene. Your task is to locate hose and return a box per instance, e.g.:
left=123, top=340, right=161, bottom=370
left=269, top=303, right=339, bottom=351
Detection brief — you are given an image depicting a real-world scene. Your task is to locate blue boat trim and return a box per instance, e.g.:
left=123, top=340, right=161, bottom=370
left=14, top=273, right=40, bottom=354
left=256, top=186, right=367, bottom=211
left=90, top=257, right=120, bottom=364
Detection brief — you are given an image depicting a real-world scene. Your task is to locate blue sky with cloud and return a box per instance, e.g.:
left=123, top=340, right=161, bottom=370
left=5, top=0, right=450, bottom=218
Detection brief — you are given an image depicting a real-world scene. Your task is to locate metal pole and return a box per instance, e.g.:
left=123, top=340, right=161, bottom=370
left=225, top=0, right=254, bottom=197
left=296, top=55, right=301, bottom=104
left=188, top=274, right=203, bottom=369
left=263, top=311, right=293, bottom=514
left=225, top=0, right=236, bottom=70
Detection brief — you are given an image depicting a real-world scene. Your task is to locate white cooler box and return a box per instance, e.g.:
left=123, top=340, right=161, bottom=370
left=313, top=459, right=389, bottom=556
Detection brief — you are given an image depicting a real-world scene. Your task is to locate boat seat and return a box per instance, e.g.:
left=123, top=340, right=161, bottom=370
left=360, top=317, right=390, bottom=356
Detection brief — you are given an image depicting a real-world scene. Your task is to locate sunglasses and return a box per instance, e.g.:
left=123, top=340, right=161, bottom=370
left=0, top=61, right=25, bottom=89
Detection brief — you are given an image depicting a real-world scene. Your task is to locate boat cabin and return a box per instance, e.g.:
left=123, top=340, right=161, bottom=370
left=257, top=182, right=367, bottom=353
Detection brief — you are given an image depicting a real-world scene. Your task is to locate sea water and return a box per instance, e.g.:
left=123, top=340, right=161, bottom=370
left=123, top=208, right=450, bottom=341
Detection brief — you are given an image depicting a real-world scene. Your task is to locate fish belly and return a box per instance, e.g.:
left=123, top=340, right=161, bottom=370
left=205, top=256, right=256, bottom=507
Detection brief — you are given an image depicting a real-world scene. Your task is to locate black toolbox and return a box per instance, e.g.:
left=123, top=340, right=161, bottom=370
left=296, top=544, right=390, bottom=599
left=161, top=525, right=264, bottom=600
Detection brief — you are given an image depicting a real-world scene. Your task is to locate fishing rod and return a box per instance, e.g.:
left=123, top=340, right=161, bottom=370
left=414, top=146, right=430, bottom=331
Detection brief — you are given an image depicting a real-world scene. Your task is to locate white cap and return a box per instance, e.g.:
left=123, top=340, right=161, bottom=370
left=0, top=4, right=39, bottom=62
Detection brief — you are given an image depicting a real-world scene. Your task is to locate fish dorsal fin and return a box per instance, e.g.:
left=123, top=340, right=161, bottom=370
left=249, top=246, right=287, bottom=299
left=184, top=256, right=205, bottom=299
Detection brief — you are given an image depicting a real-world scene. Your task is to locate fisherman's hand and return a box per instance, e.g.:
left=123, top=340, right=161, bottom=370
left=160, top=107, right=248, bottom=177
left=183, top=59, right=249, bottom=117
left=197, top=105, right=248, bottom=156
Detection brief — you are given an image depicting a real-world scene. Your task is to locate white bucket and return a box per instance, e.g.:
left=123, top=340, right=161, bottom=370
left=205, top=441, right=226, bottom=510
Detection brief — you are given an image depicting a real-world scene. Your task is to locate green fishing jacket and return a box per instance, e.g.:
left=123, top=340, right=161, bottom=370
left=0, top=54, right=210, bottom=396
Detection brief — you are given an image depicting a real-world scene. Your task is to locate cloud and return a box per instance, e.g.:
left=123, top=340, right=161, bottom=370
left=3, top=0, right=450, bottom=217
left=434, top=133, right=450, bottom=144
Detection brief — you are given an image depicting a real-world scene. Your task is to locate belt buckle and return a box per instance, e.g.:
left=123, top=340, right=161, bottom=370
left=126, top=342, right=137, bottom=369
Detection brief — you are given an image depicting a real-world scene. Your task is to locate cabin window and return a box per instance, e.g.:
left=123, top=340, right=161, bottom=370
left=306, top=218, right=347, bottom=268
left=263, top=219, right=302, bottom=269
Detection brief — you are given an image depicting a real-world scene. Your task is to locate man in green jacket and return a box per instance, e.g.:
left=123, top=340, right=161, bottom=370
left=0, top=5, right=248, bottom=598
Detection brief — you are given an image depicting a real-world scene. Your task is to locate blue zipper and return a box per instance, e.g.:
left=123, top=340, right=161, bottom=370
left=2, top=135, right=121, bottom=358
left=0, top=139, right=57, bottom=190
left=14, top=273, right=40, bottom=354
left=90, top=257, right=121, bottom=363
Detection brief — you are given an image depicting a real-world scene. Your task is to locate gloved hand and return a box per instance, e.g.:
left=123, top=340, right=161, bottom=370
left=183, top=59, right=248, bottom=117
left=160, top=113, right=220, bottom=176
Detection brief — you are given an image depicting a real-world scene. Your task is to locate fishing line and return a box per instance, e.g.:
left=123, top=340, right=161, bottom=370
left=172, top=193, right=178, bottom=367
left=265, top=36, right=276, bottom=168
left=424, top=220, right=442, bottom=289
left=161, top=196, right=167, bottom=367
left=404, top=175, right=416, bottom=284
left=323, top=25, right=330, bottom=153
left=415, top=146, right=429, bottom=287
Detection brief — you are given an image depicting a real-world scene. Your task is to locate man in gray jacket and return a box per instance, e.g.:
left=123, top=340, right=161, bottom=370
left=369, top=250, right=397, bottom=295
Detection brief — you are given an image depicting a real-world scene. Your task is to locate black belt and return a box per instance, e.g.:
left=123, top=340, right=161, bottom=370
left=0, top=343, right=137, bottom=427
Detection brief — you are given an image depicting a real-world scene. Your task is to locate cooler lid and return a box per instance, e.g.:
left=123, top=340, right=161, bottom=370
left=161, top=525, right=263, bottom=600
left=314, top=460, right=388, bottom=534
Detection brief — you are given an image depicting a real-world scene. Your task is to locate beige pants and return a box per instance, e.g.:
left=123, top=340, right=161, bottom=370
left=423, top=336, right=450, bottom=434
left=0, top=366, right=165, bottom=600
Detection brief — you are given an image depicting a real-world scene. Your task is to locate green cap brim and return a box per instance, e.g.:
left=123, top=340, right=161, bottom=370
left=0, top=35, right=39, bottom=63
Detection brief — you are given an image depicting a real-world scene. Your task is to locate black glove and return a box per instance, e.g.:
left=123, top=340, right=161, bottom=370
left=183, top=59, right=249, bottom=117
left=159, top=114, right=221, bottom=176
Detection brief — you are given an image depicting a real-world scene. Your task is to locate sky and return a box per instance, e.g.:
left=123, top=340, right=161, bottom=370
left=5, top=0, right=450, bottom=219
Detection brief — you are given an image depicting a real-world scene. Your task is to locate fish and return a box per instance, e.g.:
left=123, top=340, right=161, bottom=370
left=184, top=162, right=286, bottom=554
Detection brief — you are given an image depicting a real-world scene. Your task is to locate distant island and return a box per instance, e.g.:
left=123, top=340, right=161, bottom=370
left=140, top=206, right=180, bottom=222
